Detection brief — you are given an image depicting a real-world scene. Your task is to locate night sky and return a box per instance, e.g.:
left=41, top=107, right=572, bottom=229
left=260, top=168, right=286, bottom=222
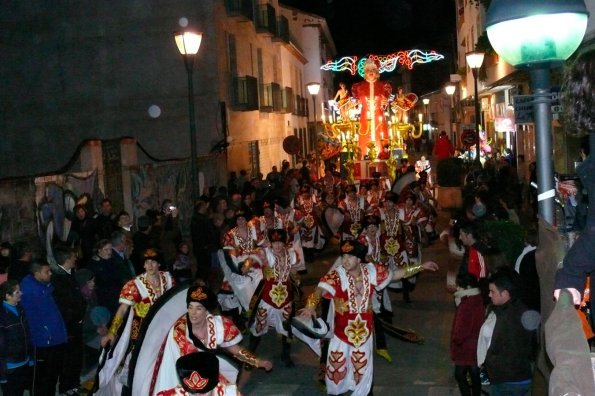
left=281, top=0, right=458, bottom=95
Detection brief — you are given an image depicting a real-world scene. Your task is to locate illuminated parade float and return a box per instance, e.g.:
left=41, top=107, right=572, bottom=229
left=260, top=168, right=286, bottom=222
left=318, top=50, right=444, bottom=183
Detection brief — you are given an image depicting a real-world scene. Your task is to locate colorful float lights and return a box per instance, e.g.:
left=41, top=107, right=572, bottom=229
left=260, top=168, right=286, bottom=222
left=321, top=49, right=445, bottom=76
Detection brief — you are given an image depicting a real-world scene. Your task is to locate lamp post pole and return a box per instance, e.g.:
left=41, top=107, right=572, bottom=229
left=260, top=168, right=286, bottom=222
left=531, top=67, right=555, bottom=224
left=307, top=82, right=321, bottom=180
left=422, top=98, right=430, bottom=139
left=175, top=31, right=203, bottom=204
left=445, top=84, right=456, bottom=142
left=466, top=51, right=485, bottom=167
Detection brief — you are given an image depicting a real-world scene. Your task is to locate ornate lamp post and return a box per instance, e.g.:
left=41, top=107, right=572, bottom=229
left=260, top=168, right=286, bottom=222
left=445, top=84, right=456, bottom=140
left=486, top=0, right=588, bottom=225
left=465, top=51, right=485, bottom=166
left=174, top=31, right=203, bottom=204
left=306, top=82, right=321, bottom=180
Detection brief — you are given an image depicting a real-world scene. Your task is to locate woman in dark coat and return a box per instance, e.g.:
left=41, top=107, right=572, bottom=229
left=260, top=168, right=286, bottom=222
left=450, top=273, right=485, bottom=396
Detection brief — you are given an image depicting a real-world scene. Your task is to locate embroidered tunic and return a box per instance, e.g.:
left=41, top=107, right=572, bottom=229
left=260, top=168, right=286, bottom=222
left=317, top=262, right=392, bottom=396
left=339, top=197, right=369, bottom=240
left=151, top=313, right=242, bottom=395
left=294, top=194, right=325, bottom=250
left=251, top=247, right=298, bottom=336
left=119, top=271, right=175, bottom=341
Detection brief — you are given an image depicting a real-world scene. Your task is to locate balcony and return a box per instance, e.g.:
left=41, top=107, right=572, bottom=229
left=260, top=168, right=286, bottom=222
left=224, top=0, right=254, bottom=21
left=272, top=15, right=290, bottom=44
left=259, top=82, right=282, bottom=113
left=231, top=76, right=259, bottom=111
left=281, top=87, right=294, bottom=114
left=255, top=3, right=277, bottom=36
left=294, top=95, right=307, bottom=117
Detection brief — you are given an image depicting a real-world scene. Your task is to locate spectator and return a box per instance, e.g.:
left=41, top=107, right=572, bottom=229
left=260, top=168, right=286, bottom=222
left=235, top=169, right=249, bottom=193
left=73, top=269, right=104, bottom=376
left=172, top=242, right=194, bottom=283
left=51, top=246, right=86, bottom=395
left=68, top=204, right=96, bottom=265
left=484, top=270, right=536, bottom=395
left=156, top=200, right=182, bottom=270
left=190, top=201, right=212, bottom=281
left=457, top=221, right=488, bottom=282
left=433, top=130, right=455, bottom=161
left=87, top=239, right=122, bottom=316
left=266, top=165, right=282, bottom=189
left=7, top=242, right=33, bottom=284
left=93, top=198, right=116, bottom=241
left=110, top=230, right=136, bottom=284
left=0, top=242, right=11, bottom=285
left=0, top=279, right=32, bottom=396
left=115, top=210, right=134, bottom=254
left=20, top=260, right=68, bottom=396
left=451, top=273, right=484, bottom=396
left=130, top=215, right=155, bottom=275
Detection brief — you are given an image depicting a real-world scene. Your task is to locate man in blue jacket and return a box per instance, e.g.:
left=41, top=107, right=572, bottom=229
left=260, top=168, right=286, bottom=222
left=20, top=260, right=67, bottom=396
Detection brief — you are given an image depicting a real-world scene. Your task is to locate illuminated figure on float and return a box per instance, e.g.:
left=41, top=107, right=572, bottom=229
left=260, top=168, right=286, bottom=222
left=392, top=87, right=418, bottom=124
left=351, top=58, right=392, bottom=159
left=333, top=82, right=351, bottom=121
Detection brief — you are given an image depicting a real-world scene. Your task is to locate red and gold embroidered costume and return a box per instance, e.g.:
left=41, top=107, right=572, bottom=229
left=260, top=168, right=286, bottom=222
left=317, top=261, right=392, bottom=395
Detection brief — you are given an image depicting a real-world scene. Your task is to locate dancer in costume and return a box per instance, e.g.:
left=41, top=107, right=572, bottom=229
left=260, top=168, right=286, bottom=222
left=96, top=248, right=175, bottom=395
left=220, top=210, right=263, bottom=329
left=150, top=285, right=272, bottom=395
left=157, top=352, right=239, bottom=396
left=299, top=240, right=438, bottom=396
left=294, top=185, right=325, bottom=262
left=397, top=192, right=428, bottom=302
left=248, top=229, right=300, bottom=367
left=357, top=215, right=393, bottom=363
left=339, top=184, right=371, bottom=240
left=274, top=197, right=306, bottom=273
left=254, top=199, right=282, bottom=247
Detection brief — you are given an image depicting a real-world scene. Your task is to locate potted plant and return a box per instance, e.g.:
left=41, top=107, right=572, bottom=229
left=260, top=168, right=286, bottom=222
left=435, top=157, right=465, bottom=209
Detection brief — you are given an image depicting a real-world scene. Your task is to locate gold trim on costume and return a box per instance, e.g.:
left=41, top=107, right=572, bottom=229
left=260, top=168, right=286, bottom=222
left=108, top=315, right=124, bottom=336
left=403, top=263, right=423, bottom=278
left=236, top=348, right=260, bottom=368
left=305, top=290, right=322, bottom=310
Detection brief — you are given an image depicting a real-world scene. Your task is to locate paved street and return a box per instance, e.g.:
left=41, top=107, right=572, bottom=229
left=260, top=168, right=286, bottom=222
left=239, top=208, right=460, bottom=395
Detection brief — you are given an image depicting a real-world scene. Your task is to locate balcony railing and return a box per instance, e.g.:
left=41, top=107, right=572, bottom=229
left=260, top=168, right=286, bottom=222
left=259, top=82, right=281, bottom=113
left=255, top=3, right=277, bottom=36
left=272, top=15, right=290, bottom=43
left=232, top=76, right=259, bottom=111
left=294, top=95, right=307, bottom=117
left=281, top=87, right=294, bottom=114
left=224, top=0, right=254, bottom=21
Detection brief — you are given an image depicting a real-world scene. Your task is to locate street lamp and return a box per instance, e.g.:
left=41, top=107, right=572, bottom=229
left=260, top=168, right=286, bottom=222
left=465, top=51, right=485, bottom=166
left=175, top=30, right=203, bottom=204
left=445, top=84, right=456, bottom=139
left=422, top=98, right=430, bottom=133
left=306, top=82, right=321, bottom=180
left=486, top=0, right=588, bottom=225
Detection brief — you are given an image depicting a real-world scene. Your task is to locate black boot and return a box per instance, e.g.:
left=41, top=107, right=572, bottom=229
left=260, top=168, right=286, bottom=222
left=244, top=335, right=261, bottom=371
left=281, top=336, right=294, bottom=367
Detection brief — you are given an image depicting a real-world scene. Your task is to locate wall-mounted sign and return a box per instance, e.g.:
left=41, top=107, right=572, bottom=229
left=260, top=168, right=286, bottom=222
left=461, top=129, right=476, bottom=147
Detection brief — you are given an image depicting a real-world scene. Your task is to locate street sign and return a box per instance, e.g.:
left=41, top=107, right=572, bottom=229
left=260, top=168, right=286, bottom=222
left=514, top=89, right=562, bottom=124
left=513, top=95, right=534, bottom=124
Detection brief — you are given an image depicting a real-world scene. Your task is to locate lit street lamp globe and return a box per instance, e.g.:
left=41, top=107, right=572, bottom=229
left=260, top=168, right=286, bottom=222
left=486, top=0, right=588, bottom=68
